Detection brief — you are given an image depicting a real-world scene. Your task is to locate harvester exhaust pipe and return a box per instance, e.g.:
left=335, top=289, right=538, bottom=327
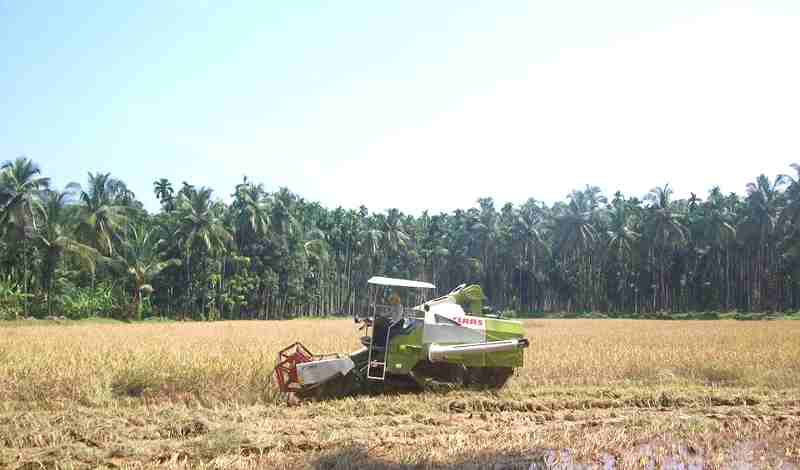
left=428, top=338, right=529, bottom=363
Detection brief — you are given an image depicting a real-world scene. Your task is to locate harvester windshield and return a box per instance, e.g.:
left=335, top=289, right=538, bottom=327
left=365, top=276, right=435, bottom=321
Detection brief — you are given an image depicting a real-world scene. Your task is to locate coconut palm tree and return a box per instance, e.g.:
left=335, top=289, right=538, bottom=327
left=744, top=175, right=785, bottom=240
left=230, top=177, right=270, bottom=250
left=643, top=184, right=688, bottom=311
left=778, top=164, right=800, bottom=235
left=552, top=187, right=604, bottom=311
left=696, top=187, right=737, bottom=309
left=35, top=189, right=101, bottom=314
left=271, top=188, right=300, bottom=238
left=0, top=157, right=51, bottom=300
left=76, top=172, right=130, bottom=256
left=173, top=187, right=232, bottom=316
left=512, top=199, right=549, bottom=311
left=606, top=194, right=640, bottom=264
left=554, top=188, right=603, bottom=256
left=173, top=187, right=231, bottom=254
left=115, top=224, right=180, bottom=319
left=381, top=208, right=411, bottom=274
left=740, top=174, right=787, bottom=310
left=417, top=212, right=450, bottom=289
left=303, top=231, right=330, bottom=315
left=153, top=178, right=175, bottom=212
left=604, top=193, right=640, bottom=313
left=0, top=157, right=50, bottom=236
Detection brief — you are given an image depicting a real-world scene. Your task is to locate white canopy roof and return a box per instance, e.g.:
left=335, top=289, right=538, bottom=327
left=367, top=276, right=436, bottom=289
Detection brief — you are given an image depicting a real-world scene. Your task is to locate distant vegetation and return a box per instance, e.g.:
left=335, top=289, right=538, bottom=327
left=3, top=156, right=800, bottom=320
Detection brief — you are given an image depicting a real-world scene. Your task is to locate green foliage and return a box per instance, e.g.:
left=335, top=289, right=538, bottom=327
left=6, top=156, right=800, bottom=321
left=0, top=276, right=31, bottom=320
left=220, top=272, right=258, bottom=315
left=138, top=296, right=154, bottom=319
left=60, top=283, right=122, bottom=319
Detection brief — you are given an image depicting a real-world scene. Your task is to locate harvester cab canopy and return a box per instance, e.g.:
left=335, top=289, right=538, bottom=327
left=366, top=276, right=436, bottom=289
left=364, top=276, right=436, bottom=322
left=362, top=277, right=488, bottom=327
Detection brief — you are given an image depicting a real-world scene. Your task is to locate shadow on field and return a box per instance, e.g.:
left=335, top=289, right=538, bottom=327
left=309, top=445, right=605, bottom=470
left=308, top=440, right=799, bottom=470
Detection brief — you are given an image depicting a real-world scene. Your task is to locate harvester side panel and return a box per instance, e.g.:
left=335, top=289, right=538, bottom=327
left=422, top=323, right=485, bottom=344
left=419, top=317, right=526, bottom=368
left=425, top=331, right=489, bottom=367
left=428, top=339, right=528, bottom=362
left=384, top=321, right=425, bottom=375
left=483, top=318, right=526, bottom=368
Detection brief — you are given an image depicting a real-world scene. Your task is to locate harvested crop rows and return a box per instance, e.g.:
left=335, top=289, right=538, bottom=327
left=1, top=319, right=799, bottom=468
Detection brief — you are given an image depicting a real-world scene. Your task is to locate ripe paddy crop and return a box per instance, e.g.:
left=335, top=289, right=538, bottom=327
left=2, top=319, right=798, bottom=406
left=1, top=319, right=799, bottom=468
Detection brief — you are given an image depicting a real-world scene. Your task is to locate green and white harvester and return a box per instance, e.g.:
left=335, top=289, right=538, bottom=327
left=274, top=276, right=529, bottom=401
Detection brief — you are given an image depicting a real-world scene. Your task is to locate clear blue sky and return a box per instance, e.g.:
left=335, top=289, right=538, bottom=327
left=2, top=1, right=799, bottom=213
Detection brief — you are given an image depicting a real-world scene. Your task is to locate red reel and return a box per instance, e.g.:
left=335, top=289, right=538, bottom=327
left=273, top=342, right=315, bottom=393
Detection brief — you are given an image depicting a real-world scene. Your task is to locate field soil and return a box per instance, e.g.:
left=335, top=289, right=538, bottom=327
left=1, top=319, right=799, bottom=469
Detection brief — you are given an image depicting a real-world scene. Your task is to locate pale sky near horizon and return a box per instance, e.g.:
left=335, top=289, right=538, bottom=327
left=2, top=1, right=799, bottom=214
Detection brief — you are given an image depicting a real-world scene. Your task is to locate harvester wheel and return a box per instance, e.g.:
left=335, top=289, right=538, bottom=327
left=466, top=367, right=514, bottom=389
left=411, top=361, right=468, bottom=391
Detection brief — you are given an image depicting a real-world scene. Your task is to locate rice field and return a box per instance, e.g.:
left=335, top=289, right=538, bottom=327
left=1, top=319, right=799, bottom=468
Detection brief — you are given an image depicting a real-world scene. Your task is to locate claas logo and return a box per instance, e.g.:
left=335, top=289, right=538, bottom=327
left=453, top=316, right=484, bottom=327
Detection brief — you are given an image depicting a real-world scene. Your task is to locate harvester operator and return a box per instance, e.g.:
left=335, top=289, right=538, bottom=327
left=388, top=290, right=402, bottom=322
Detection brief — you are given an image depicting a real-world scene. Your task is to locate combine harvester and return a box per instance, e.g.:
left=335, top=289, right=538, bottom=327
left=274, top=276, right=529, bottom=401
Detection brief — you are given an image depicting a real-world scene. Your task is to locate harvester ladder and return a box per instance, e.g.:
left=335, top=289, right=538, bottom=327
left=366, top=320, right=398, bottom=381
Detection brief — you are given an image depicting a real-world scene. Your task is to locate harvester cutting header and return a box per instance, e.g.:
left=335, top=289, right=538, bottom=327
left=274, top=277, right=529, bottom=401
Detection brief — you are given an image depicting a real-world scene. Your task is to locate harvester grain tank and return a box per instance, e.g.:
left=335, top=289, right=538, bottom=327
left=273, top=276, right=529, bottom=400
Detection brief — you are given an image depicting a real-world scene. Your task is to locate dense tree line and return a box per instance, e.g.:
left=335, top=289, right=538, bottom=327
left=3, top=156, right=800, bottom=320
